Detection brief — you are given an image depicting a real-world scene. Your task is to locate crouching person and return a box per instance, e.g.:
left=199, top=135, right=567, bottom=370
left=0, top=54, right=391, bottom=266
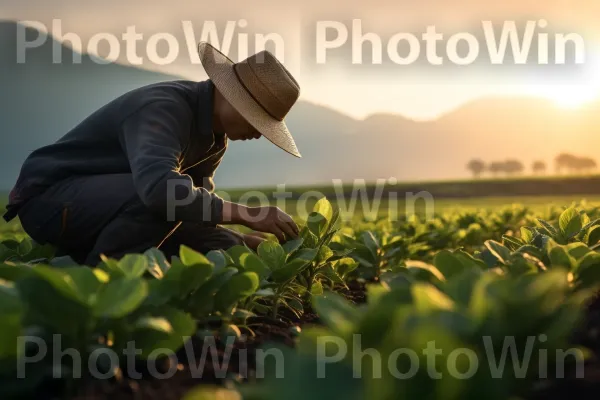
left=3, top=42, right=302, bottom=266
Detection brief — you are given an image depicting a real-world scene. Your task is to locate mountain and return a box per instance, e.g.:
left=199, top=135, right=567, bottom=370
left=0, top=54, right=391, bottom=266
left=2, top=20, right=600, bottom=192
left=0, top=20, right=180, bottom=188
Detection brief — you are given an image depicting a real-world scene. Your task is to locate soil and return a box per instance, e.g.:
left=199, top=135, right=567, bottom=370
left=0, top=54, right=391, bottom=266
left=27, top=279, right=600, bottom=400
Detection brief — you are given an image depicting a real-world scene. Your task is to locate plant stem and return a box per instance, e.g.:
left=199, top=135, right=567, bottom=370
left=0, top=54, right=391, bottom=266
left=272, top=294, right=281, bottom=320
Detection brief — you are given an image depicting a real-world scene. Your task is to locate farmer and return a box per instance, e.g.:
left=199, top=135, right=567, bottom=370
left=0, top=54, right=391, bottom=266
left=3, top=42, right=302, bottom=266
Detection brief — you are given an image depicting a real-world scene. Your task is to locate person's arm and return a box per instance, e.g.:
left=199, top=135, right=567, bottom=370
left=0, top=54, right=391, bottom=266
left=120, top=100, right=224, bottom=224
left=120, top=99, right=300, bottom=241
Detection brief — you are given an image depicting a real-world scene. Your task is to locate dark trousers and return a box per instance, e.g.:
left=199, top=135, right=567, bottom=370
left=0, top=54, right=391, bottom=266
left=17, top=174, right=242, bottom=266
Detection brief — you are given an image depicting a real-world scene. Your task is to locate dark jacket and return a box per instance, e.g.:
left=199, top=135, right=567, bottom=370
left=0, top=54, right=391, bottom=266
left=3, top=79, right=227, bottom=225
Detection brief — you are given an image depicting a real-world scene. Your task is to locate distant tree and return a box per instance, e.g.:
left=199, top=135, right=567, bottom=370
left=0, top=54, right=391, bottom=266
left=504, top=159, right=525, bottom=176
left=576, top=157, right=597, bottom=174
left=488, top=161, right=505, bottom=177
left=466, top=159, right=486, bottom=178
left=555, top=153, right=597, bottom=175
left=532, top=160, right=546, bottom=175
left=555, top=153, right=578, bottom=174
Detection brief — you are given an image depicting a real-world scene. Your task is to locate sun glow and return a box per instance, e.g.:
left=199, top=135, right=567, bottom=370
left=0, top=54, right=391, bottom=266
left=533, top=49, right=600, bottom=109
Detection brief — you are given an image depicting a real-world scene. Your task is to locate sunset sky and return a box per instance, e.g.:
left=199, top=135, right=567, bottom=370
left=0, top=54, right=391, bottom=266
left=3, top=0, right=600, bottom=120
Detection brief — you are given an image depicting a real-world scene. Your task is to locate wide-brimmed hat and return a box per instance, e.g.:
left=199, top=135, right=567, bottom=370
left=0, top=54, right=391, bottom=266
left=198, top=41, right=301, bottom=158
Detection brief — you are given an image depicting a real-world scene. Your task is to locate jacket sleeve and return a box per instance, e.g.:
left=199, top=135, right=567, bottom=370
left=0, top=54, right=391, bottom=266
left=120, top=99, right=224, bottom=225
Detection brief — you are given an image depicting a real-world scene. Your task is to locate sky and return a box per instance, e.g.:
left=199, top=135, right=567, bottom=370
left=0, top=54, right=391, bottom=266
left=3, top=0, right=600, bottom=120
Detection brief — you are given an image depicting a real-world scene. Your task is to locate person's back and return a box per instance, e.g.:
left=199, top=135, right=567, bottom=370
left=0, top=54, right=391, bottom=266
left=5, top=80, right=206, bottom=215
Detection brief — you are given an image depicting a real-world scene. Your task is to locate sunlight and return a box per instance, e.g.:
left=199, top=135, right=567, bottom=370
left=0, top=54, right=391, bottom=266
left=535, top=48, right=600, bottom=109
left=548, top=85, right=599, bottom=109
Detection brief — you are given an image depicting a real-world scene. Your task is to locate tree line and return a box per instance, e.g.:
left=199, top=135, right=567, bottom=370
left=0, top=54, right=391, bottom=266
left=466, top=153, right=598, bottom=178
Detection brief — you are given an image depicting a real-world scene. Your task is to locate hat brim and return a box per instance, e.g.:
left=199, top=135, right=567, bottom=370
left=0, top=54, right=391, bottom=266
left=198, top=41, right=301, bottom=158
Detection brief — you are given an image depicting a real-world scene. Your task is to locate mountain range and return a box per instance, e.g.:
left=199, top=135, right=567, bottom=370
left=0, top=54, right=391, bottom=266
left=1, top=20, right=599, bottom=191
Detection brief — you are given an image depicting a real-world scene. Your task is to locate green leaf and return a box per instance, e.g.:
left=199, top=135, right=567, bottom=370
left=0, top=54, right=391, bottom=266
left=411, top=283, right=455, bottom=313
left=502, top=234, right=524, bottom=251
left=93, top=278, right=148, bottom=318
left=574, top=252, right=600, bottom=290
left=63, top=267, right=105, bottom=304
left=289, top=248, right=319, bottom=263
left=433, top=250, right=465, bottom=279
left=162, top=258, right=214, bottom=301
left=548, top=245, right=576, bottom=270
left=240, top=253, right=270, bottom=280
left=334, top=257, right=359, bottom=278
left=224, top=245, right=253, bottom=267
left=312, top=292, right=358, bottom=337
left=117, top=254, right=148, bottom=278
left=310, top=280, right=324, bottom=295
left=405, top=260, right=445, bottom=285
left=271, top=258, right=311, bottom=283
left=587, top=225, right=600, bottom=246
left=520, top=227, right=535, bottom=243
left=31, top=265, right=87, bottom=305
left=0, top=281, right=23, bottom=359
left=537, top=219, right=558, bottom=236
left=18, top=238, right=33, bottom=256
left=0, top=280, right=23, bottom=313
left=1, top=240, right=20, bottom=251
left=307, top=212, right=328, bottom=238
left=145, top=248, right=171, bottom=279
left=566, top=242, right=592, bottom=260
left=213, top=272, right=259, bottom=313
left=180, top=245, right=212, bottom=267
left=484, top=240, right=511, bottom=264
left=514, top=245, right=545, bottom=260
left=98, top=256, right=124, bottom=278
left=444, top=268, right=483, bottom=307
left=468, top=273, right=500, bottom=324
left=360, top=231, right=380, bottom=259
left=313, top=197, right=334, bottom=223
left=282, top=238, right=304, bottom=255
left=0, top=244, right=18, bottom=263
left=134, top=316, right=173, bottom=336
left=16, top=275, right=91, bottom=335
left=186, top=267, right=238, bottom=316
left=205, top=250, right=227, bottom=271
left=316, top=245, right=334, bottom=264
left=299, top=226, right=319, bottom=248
left=0, top=263, right=33, bottom=282
left=559, top=207, right=583, bottom=238
left=257, top=241, right=286, bottom=270
left=133, top=306, right=196, bottom=360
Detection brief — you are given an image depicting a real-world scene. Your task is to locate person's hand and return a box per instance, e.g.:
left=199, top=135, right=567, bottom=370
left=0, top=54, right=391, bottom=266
left=221, top=202, right=300, bottom=243
left=245, top=206, right=299, bottom=243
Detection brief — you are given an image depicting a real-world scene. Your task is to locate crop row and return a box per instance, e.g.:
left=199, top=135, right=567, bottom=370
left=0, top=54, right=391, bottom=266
left=0, top=199, right=599, bottom=399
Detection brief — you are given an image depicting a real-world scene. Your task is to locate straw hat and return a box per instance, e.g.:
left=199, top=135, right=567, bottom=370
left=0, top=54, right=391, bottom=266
left=198, top=41, right=302, bottom=158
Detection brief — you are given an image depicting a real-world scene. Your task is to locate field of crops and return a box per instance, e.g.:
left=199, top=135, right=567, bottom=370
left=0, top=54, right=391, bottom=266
left=1, top=196, right=600, bottom=400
